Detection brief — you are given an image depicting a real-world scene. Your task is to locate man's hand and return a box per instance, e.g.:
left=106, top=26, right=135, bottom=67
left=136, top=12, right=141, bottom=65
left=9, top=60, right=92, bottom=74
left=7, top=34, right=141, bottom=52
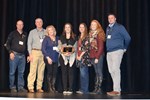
left=10, top=53, right=15, bottom=60
left=27, top=56, right=30, bottom=63
left=28, top=54, right=33, bottom=62
left=123, top=49, right=127, bottom=53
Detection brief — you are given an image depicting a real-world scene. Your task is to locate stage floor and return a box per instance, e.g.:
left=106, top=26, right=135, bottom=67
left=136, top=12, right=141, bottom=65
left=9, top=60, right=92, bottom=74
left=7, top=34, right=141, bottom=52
left=0, top=92, right=150, bottom=99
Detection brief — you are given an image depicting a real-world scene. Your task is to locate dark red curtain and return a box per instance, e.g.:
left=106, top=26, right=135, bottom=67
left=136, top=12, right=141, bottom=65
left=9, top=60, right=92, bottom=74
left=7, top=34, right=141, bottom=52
left=0, top=0, right=150, bottom=93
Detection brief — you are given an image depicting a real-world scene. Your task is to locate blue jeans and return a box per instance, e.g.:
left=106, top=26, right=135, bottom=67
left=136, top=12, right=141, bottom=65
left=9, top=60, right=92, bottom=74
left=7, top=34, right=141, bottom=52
left=91, top=54, right=104, bottom=79
left=79, top=65, right=89, bottom=93
left=9, top=53, right=26, bottom=90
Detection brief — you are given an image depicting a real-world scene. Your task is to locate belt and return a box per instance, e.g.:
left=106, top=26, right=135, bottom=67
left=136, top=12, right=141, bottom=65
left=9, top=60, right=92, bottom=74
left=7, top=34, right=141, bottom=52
left=13, top=51, right=24, bottom=55
left=32, top=48, right=41, bottom=51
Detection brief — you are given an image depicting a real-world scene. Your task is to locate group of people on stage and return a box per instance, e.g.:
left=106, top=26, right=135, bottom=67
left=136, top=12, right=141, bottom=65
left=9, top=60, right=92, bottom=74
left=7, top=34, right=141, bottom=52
left=5, top=13, right=131, bottom=96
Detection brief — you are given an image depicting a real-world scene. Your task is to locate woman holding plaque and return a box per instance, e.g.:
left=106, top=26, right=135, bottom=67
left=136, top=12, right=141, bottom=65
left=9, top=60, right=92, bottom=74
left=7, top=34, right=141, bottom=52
left=58, top=23, right=77, bottom=95
left=89, top=20, right=105, bottom=94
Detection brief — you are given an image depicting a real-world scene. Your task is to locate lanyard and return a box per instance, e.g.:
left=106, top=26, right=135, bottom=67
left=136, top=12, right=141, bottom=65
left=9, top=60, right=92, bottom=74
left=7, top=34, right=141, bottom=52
left=107, top=26, right=113, bottom=35
left=36, top=29, right=45, bottom=39
left=39, top=35, right=44, bottom=39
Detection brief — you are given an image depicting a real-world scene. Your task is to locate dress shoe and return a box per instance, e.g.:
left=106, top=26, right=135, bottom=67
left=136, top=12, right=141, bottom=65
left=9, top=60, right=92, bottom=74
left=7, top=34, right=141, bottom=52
left=11, top=88, right=17, bottom=93
left=18, top=88, right=27, bottom=93
left=28, top=89, right=34, bottom=93
left=37, top=89, right=44, bottom=93
left=107, top=91, right=121, bottom=96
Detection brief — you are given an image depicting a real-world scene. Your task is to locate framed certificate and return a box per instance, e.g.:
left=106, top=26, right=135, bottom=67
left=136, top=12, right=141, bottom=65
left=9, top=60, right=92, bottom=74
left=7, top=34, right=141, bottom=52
left=62, top=46, right=74, bottom=53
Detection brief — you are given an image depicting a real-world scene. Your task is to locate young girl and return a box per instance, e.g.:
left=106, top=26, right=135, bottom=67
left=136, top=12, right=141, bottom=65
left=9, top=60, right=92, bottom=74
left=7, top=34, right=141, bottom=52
left=58, top=23, right=77, bottom=95
left=76, top=23, right=91, bottom=94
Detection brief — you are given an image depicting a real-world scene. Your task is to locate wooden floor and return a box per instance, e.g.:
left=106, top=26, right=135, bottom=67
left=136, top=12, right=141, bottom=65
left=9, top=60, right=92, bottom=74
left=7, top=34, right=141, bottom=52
left=0, top=91, right=150, bottom=99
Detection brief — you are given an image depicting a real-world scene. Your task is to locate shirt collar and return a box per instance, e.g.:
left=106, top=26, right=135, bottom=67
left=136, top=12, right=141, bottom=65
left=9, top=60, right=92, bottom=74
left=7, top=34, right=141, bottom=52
left=36, top=28, right=44, bottom=32
left=108, top=22, right=116, bottom=28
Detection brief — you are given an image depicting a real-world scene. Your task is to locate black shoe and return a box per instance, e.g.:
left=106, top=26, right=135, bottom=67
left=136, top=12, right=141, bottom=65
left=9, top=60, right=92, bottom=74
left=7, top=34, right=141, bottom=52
left=18, top=88, right=28, bottom=93
left=90, top=89, right=102, bottom=94
left=96, top=89, right=103, bottom=94
left=11, top=88, right=17, bottom=93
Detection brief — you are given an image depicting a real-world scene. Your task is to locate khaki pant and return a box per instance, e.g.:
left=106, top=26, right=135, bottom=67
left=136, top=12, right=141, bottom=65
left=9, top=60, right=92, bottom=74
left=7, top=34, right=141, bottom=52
left=107, top=49, right=124, bottom=92
left=27, top=50, right=45, bottom=90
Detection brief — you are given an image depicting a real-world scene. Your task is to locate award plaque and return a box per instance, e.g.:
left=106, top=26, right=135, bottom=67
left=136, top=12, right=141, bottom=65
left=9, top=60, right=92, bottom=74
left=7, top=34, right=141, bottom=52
left=62, top=46, right=74, bottom=54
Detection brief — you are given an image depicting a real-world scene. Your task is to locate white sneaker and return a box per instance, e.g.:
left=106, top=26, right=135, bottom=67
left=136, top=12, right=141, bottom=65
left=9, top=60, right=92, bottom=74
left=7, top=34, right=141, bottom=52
left=63, top=91, right=68, bottom=95
left=76, top=91, right=83, bottom=94
left=67, top=91, right=73, bottom=95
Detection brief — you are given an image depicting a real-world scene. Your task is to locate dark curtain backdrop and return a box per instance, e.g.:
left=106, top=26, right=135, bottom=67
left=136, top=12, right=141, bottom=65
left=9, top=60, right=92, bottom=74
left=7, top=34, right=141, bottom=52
left=0, top=0, right=150, bottom=93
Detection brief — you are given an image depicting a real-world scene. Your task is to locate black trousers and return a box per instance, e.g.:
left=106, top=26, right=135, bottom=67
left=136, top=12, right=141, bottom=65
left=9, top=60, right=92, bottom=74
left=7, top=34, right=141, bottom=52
left=44, top=58, right=58, bottom=87
left=59, top=55, right=76, bottom=91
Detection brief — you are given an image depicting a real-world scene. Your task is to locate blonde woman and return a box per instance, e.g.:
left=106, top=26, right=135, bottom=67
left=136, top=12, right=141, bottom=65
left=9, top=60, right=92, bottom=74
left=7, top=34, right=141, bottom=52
left=42, top=25, right=59, bottom=93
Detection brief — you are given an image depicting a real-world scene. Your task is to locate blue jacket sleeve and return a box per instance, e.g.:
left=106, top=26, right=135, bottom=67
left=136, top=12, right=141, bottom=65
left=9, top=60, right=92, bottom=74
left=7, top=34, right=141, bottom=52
left=119, top=25, right=131, bottom=49
left=42, top=37, right=49, bottom=57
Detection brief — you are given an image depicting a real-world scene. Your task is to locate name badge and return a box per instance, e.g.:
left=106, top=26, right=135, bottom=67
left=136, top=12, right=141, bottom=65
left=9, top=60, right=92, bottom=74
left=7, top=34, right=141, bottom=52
left=19, top=41, right=24, bottom=45
left=107, top=35, right=111, bottom=39
left=40, top=39, right=43, bottom=43
left=79, top=47, right=81, bottom=51
left=53, top=46, right=58, bottom=51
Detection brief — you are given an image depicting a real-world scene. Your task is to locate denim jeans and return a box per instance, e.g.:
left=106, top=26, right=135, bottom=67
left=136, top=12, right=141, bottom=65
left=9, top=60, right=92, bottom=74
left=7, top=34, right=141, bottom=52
left=91, top=54, right=104, bottom=79
left=9, top=53, right=25, bottom=90
left=79, top=65, right=89, bottom=93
